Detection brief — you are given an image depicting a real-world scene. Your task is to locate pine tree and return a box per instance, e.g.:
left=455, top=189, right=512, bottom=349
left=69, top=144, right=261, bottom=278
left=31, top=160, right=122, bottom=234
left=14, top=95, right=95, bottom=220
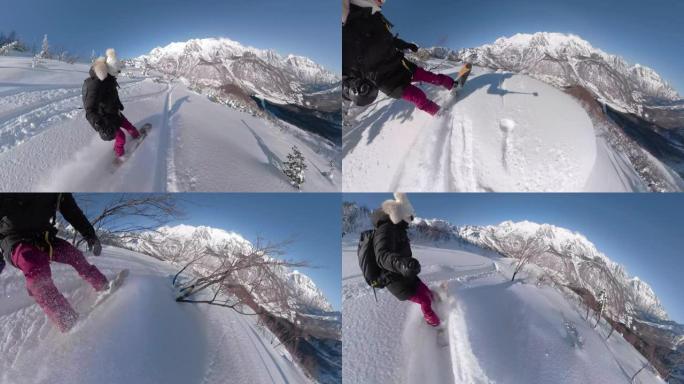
left=283, top=145, right=307, bottom=190
left=39, top=34, right=50, bottom=59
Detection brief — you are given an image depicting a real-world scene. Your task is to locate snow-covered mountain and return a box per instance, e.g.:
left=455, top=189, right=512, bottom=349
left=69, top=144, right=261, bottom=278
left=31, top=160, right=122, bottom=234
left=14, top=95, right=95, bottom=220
left=127, top=224, right=334, bottom=313
left=450, top=32, right=681, bottom=114
left=458, top=220, right=668, bottom=321
left=132, top=37, right=340, bottom=106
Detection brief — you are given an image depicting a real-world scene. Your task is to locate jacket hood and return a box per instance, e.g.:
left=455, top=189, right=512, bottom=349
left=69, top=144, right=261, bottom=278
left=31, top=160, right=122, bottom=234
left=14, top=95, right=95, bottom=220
left=91, top=58, right=109, bottom=81
left=381, top=192, right=415, bottom=224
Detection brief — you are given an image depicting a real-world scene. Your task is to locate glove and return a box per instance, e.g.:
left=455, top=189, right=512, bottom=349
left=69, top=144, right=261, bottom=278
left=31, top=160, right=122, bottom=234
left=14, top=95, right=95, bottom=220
left=400, top=258, right=421, bottom=277
left=86, top=237, right=102, bottom=256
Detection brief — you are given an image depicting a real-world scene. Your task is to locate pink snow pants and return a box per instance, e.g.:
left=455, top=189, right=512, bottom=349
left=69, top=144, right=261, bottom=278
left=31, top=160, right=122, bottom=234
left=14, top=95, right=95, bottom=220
left=409, top=280, right=440, bottom=326
left=114, top=114, right=141, bottom=157
left=401, top=67, right=455, bottom=116
left=11, top=239, right=108, bottom=332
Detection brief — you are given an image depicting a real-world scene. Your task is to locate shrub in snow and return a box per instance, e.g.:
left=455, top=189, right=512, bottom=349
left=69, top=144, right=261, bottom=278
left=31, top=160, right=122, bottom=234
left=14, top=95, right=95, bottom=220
left=283, top=145, right=307, bottom=190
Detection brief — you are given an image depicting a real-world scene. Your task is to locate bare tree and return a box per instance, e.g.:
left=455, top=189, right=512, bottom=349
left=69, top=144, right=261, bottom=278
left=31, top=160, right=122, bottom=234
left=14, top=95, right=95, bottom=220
left=65, top=194, right=184, bottom=246
left=175, top=238, right=308, bottom=316
left=494, top=227, right=549, bottom=281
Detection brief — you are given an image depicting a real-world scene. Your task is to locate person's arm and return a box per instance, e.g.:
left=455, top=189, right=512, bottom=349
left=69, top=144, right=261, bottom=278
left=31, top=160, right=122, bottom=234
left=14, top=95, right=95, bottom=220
left=58, top=194, right=101, bottom=255
left=83, top=80, right=104, bottom=129
left=373, top=224, right=419, bottom=276
left=394, top=37, right=419, bottom=52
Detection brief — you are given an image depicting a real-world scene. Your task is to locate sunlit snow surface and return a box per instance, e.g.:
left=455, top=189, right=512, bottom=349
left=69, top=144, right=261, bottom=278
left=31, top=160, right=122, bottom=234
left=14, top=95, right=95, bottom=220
left=0, top=56, right=340, bottom=192
left=0, top=246, right=310, bottom=384
left=341, top=239, right=664, bottom=384
left=343, top=63, right=653, bottom=192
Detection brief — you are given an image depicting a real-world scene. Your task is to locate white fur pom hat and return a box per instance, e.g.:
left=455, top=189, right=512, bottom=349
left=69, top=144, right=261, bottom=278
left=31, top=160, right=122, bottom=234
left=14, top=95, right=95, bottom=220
left=382, top=192, right=415, bottom=224
left=350, top=0, right=384, bottom=14
left=105, top=48, right=121, bottom=77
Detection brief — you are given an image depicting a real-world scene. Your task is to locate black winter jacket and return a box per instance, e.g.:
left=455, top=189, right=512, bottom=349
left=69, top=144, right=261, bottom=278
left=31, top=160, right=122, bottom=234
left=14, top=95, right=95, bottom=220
left=343, top=5, right=417, bottom=99
left=372, top=210, right=419, bottom=300
left=82, top=65, right=124, bottom=141
left=0, top=193, right=96, bottom=265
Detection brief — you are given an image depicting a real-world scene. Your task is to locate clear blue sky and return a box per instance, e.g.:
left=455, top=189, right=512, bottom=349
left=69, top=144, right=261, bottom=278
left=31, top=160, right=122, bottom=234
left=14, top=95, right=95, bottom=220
left=0, top=0, right=340, bottom=72
left=346, top=193, right=684, bottom=323
left=380, top=0, right=684, bottom=94
left=77, top=193, right=341, bottom=311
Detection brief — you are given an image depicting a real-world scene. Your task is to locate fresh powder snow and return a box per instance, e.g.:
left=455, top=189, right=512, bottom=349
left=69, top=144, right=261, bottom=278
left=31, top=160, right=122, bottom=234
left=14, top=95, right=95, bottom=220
left=0, top=246, right=312, bottom=384
left=341, top=237, right=664, bottom=384
left=0, top=56, right=340, bottom=192
left=343, top=63, right=662, bottom=192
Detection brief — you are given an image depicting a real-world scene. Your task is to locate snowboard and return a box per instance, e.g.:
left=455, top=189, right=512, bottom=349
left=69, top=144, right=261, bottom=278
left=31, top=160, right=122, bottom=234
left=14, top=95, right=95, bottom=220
left=112, top=123, right=152, bottom=167
left=438, top=63, right=473, bottom=116
left=91, top=269, right=129, bottom=310
left=432, top=281, right=451, bottom=348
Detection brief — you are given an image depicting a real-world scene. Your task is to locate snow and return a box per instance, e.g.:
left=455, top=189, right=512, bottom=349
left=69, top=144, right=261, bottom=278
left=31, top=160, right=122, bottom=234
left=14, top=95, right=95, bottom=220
left=0, top=245, right=311, bottom=384
left=343, top=64, right=650, bottom=192
left=342, top=239, right=664, bottom=384
left=0, top=56, right=340, bottom=192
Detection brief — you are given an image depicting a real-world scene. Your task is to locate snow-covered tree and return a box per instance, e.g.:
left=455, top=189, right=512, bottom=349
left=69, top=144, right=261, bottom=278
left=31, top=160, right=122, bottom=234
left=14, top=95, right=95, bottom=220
left=283, top=145, right=307, bottom=190
left=90, top=49, right=97, bottom=63
left=39, top=34, right=50, bottom=59
left=0, top=41, right=18, bottom=55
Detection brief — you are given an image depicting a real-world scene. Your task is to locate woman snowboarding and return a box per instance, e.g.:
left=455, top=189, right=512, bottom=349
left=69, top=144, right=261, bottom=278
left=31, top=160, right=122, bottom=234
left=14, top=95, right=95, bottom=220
left=82, top=48, right=142, bottom=161
left=372, top=193, right=440, bottom=326
left=342, top=0, right=471, bottom=115
left=0, top=193, right=108, bottom=332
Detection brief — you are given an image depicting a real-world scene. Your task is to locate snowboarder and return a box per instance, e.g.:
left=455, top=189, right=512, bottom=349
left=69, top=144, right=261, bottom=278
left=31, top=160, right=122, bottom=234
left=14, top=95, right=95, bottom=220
left=0, top=193, right=108, bottom=332
left=82, top=48, right=142, bottom=161
left=342, top=0, right=469, bottom=115
left=371, top=193, right=440, bottom=326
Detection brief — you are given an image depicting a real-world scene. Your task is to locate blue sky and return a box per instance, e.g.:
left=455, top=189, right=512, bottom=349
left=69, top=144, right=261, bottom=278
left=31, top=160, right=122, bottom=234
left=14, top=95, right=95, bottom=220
left=380, top=0, right=684, bottom=94
left=346, top=193, right=684, bottom=323
left=0, top=0, right=340, bottom=72
left=77, top=193, right=341, bottom=310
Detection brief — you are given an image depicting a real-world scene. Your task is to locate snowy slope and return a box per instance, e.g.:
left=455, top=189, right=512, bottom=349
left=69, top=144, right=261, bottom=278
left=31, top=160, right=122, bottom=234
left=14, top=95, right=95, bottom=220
left=0, top=245, right=311, bottom=384
left=342, top=63, right=666, bottom=192
left=342, top=239, right=664, bottom=384
left=0, top=56, right=340, bottom=192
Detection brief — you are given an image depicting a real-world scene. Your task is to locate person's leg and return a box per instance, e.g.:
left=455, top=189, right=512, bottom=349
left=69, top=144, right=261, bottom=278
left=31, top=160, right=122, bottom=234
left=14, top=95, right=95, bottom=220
left=401, top=85, right=440, bottom=116
left=113, top=128, right=126, bottom=157
left=51, top=239, right=108, bottom=292
left=408, top=280, right=440, bottom=326
left=412, top=67, right=454, bottom=91
left=11, top=242, right=78, bottom=332
left=120, top=114, right=140, bottom=138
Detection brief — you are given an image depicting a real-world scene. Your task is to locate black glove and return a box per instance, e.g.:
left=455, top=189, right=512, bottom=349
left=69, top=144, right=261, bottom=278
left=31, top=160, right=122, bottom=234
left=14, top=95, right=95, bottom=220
left=86, top=237, right=102, bottom=256
left=400, top=258, right=421, bottom=277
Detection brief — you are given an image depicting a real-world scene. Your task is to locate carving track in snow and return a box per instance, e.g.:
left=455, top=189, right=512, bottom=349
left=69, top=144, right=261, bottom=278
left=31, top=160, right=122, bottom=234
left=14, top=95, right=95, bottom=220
left=343, top=65, right=604, bottom=192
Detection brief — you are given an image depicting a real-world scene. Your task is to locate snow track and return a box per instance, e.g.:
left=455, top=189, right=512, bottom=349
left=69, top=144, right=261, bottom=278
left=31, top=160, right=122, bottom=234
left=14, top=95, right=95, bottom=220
left=343, top=63, right=647, bottom=192
left=0, top=56, right=340, bottom=191
left=0, top=246, right=310, bottom=384
left=342, top=240, right=664, bottom=384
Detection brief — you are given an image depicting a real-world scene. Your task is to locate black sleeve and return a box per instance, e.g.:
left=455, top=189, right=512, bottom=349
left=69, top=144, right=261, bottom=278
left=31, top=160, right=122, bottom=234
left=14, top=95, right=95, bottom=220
left=393, top=37, right=410, bottom=50
left=373, top=224, right=403, bottom=273
left=58, top=193, right=96, bottom=240
left=83, top=79, right=102, bottom=127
